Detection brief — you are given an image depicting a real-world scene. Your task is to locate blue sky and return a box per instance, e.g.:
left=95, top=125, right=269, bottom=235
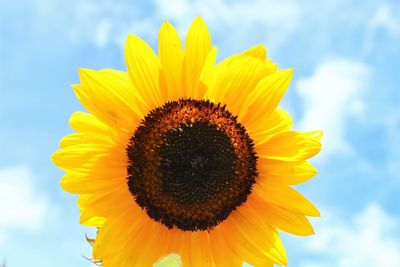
left=1, top=0, right=400, bottom=266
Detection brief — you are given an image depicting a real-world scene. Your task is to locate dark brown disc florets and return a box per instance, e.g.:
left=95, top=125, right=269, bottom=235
left=126, top=99, right=257, bottom=231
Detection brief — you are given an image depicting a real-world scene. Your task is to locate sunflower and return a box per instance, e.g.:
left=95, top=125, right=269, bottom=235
left=53, top=17, right=322, bottom=267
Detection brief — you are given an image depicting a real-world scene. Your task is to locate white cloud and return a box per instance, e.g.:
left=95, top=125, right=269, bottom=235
left=0, top=167, right=48, bottom=244
left=296, top=59, right=372, bottom=159
left=63, top=0, right=389, bottom=55
left=67, top=1, right=159, bottom=48
left=369, top=4, right=400, bottom=37
left=66, top=0, right=300, bottom=51
left=153, top=0, right=300, bottom=43
left=62, top=0, right=314, bottom=54
left=364, top=3, right=400, bottom=53
left=27, top=0, right=397, bottom=64
left=301, top=203, right=400, bottom=267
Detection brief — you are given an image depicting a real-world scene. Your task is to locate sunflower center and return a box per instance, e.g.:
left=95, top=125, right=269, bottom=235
left=127, top=99, right=257, bottom=231
left=160, top=122, right=236, bottom=205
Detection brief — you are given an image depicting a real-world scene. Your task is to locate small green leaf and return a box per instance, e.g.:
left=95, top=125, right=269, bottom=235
left=154, top=254, right=181, bottom=267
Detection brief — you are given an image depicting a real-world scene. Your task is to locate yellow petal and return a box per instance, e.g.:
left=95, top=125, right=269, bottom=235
left=259, top=160, right=318, bottom=185
left=99, top=69, right=149, bottom=117
left=125, top=34, right=164, bottom=109
left=243, top=44, right=267, bottom=61
left=53, top=140, right=126, bottom=168
left=182, top=16, right=212, bottom=99
left=203, top=54, right=237, bottom=101
left=198, top=46, right=218, bottom=96
left=209, top=227, right=243, bottom=267
left=250, top=108, right=293, bottom=146
left=256, top=131, right=322, bottom=162
left=222, top=212, right=287, bottom=266
left=80, top=216, right=106, bottom=227
left=181, top=231, right=213, bottom=267
left=118, top=218, right=169, bottom=267
left=166, top=228, right=185, bottom=255
left=306, top=129, right=324, bottom=142
left=95, top=208, right=158, bottom=265
left=158, top=21, right=184, bottom=101
left=78, top=190, right=131, bottom=225
left=236, top=202, right=287, bottom=265
left=250, top=261, right=274, bottom=267
left=69, top=111, right=113, bottom=135
left=54, top=145, right=127, bottom=193
left=52, top=144, right=111, bottom=170
left=93, top=207, right=144, bottom=259
left=266, top=203, right=315, bottom=236
left=60, top=170, right=126, bottom=194
left=211, top=54, right=275, bottom=115
left=60, top=132, right=115, bottom=148
left=73, top=69, right=145, bottom=132
left=239, top=69, right=293, bottom=128
left=68, top=110, right=132, bottom=147
left=254, top=178, right=320, bottom=217
left=56, top=145, right=126, bottom=171
left=247, top=193, right=315, bottom=236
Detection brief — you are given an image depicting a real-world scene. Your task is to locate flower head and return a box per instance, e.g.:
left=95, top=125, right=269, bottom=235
left=53, top=16, right=322, bottom=266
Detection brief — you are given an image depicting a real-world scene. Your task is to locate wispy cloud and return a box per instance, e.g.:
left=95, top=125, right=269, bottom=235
left=62, top=0, right=394, bottom=58
left=296, top=59, right=372, bottom=159
left=68, top=1, right=157, bottom=48
left=153, top=0, right=300, bottom=49
left=301, top=203, right=400, bottom=267
left=369, top=3, right=400, bottom=37
left=365, top=3, right=400, bottom=54
left=65, top=0, right=300, bottom=51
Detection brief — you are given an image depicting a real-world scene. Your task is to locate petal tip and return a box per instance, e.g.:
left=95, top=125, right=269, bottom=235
left=77, top=68, right=96, bottom=82
left=283, top=68, right=294, bottom=76
left=310, top=206, right=321, bottom=217
left=50, top=151, right=59, bottom=164
left=189, top=15, right=209, bottom=33
left=244, top=44, right=267, bottom=60
left=78, top=67, right=90, bottom=75
left=125, top=34, right=142, bottom=48
left=311, top=130, right=324, bottom=142
left=161, top=20, right=172, bottom=28
left=59, top=177, right=69, bottom=191
left=193, top=15, right=205, bottom=23
left=71, top=84, right=79, bottom=90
